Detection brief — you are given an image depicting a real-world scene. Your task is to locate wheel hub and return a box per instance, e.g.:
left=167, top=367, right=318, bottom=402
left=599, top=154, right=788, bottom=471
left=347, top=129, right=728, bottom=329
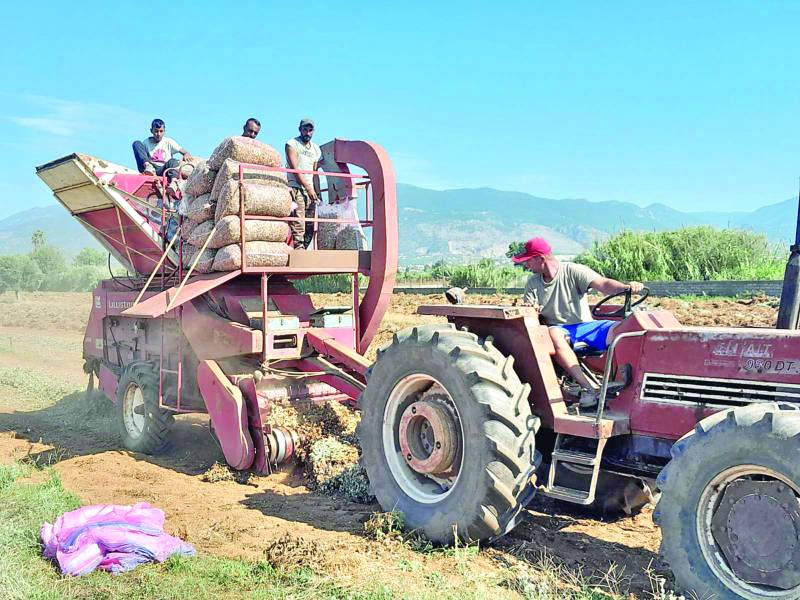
left=711, top=479, right=800, bottom=590
left=398, top=395, right=459, bottom=477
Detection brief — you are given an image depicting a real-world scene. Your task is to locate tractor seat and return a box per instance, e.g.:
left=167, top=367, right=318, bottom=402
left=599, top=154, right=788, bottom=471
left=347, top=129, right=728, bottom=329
left=573, top=342, right=605, bottom=358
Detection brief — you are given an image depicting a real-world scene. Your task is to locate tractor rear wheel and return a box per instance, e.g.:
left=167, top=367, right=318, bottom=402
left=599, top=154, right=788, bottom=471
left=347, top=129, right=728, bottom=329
left=116, top=361, right=174, bottom=455
left=358, top=324, right=540, bottom=544
left=655, top=403, right=800, bottom=599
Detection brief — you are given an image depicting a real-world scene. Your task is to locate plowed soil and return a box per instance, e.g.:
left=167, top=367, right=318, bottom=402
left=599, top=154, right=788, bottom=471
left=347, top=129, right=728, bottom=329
left=0, top=291, right=781, bottom=597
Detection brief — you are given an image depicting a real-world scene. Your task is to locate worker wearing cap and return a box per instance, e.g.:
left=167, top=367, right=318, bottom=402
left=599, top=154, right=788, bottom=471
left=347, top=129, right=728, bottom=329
left=285, top=118, right=322, bottom=249
left=512, top=237, right=643, bottom=408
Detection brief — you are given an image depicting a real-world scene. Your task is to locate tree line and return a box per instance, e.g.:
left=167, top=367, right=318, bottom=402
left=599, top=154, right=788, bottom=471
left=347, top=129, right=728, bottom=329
left=0, top=231, right=107, bottom=298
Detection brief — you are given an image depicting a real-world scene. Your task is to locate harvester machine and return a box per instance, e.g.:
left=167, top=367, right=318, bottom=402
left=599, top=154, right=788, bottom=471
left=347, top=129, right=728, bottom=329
left=39, top=141, right=800, bottom=599
left=36, top=140, right=396, bottom=471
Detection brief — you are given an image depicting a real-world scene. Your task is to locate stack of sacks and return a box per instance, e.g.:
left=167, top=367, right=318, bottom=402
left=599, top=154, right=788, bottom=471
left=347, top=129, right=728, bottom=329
left=179, top=137, right=293, bottom=273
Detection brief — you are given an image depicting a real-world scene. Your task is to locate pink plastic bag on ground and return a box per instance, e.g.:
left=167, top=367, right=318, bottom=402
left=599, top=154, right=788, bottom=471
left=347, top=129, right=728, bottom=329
left=41, top=503, right=195, bottom=576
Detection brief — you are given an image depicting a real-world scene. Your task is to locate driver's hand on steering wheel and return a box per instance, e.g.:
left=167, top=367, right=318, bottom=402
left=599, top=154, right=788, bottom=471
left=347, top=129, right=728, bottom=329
left=628, top=281, right=644, bottom=294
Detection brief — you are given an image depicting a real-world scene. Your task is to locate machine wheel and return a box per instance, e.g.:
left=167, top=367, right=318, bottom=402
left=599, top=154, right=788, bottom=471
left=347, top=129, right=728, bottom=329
left=358, top=324, right=540, bottom=544
left=116, top=361, right=174, bottom=455
left=655, top=403, right=800, bottom=599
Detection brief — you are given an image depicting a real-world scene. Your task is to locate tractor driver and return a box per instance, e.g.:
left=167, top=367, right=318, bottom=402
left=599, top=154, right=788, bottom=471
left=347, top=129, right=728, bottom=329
left=512, top=237, right=643, bottom=408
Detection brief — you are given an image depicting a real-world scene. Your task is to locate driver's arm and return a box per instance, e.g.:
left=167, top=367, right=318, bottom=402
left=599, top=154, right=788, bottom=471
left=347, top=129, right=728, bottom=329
left=589, top=276, right=644, bottom=295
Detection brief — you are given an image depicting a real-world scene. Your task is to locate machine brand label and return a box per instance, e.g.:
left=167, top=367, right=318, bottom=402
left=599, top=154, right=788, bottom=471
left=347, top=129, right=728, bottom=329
left=711, top=341, right=773, bottom=359
left=108, top=300, right=134, bottom=310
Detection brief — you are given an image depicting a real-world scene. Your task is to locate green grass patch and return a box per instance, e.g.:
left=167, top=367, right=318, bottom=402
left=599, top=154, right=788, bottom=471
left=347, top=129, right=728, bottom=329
left=0, top=461, right=399, bottom=600
left=0, top=366, right=79, bottom=411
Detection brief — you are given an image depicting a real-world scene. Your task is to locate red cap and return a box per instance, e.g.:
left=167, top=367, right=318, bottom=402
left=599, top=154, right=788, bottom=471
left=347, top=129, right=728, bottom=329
left=512, top=237, right=552, bottom=263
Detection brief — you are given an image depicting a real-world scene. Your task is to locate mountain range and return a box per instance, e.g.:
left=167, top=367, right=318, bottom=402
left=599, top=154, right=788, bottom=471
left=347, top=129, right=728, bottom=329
left=4, top=184, right=797, bottom=264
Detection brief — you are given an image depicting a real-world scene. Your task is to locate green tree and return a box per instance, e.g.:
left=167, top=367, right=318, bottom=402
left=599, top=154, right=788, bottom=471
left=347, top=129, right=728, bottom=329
left=0, top=256, right=43, bottom=299
left=31, top=230, right=45, bottom=250
left=506, top=241, right=526, bottom=259
left=74, top=248, right=106, bottom=267
left=30, top=245, right=66, bottom=275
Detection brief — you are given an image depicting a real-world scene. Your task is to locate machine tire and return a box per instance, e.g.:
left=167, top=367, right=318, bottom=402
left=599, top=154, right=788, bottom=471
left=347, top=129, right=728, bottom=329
left=655, top=403, right=800, bottom=599
left=358, top=323, right=540, bottom=544
left=116, top=361, right=174, bottom=455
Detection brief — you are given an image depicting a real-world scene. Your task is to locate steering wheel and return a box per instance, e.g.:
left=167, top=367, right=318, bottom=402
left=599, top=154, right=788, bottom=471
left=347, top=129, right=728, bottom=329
left=592, top=287, right=650, bottom=319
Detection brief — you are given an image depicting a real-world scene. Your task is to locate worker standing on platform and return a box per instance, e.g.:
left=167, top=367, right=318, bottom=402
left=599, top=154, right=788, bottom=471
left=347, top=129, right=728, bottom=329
left=285, top=118, right=322, bottom=249
left=242, top=118, right=261, bottom=139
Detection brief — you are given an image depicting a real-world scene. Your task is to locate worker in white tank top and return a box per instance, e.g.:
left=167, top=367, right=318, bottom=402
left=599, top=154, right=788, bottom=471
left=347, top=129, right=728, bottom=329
left=285, top=118, right=322, bottom=249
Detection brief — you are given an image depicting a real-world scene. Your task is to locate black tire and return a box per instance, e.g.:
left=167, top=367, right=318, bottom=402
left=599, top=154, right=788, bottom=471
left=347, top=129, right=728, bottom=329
left=116, top=361, right=174, bottom=454
left=655, top=403, right=800, bottom=599
left=358, top=324, right=540, bottom=544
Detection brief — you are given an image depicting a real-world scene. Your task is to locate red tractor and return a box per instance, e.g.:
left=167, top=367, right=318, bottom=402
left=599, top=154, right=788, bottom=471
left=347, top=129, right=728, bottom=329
left=39, top=143, right=800, bottom=599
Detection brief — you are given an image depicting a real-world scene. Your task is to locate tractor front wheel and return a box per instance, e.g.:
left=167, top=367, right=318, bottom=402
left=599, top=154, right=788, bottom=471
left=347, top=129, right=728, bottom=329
left=655, top=403, right=800, bottom=599
left=116, top=361, right=174, bottom=455
left=358, top=324, right=540, bottom=544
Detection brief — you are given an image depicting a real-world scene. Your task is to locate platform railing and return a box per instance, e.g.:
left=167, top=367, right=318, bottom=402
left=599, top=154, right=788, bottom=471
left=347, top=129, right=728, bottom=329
left=234, top=162, right=372, bottom=272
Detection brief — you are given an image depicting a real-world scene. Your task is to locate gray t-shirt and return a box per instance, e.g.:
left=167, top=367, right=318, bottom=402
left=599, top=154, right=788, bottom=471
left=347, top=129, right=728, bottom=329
left=286, top=137, right=321, bottom=189
left=523, top=262, right=601, bottom=325
left=141, top=136, right=182, bottom=167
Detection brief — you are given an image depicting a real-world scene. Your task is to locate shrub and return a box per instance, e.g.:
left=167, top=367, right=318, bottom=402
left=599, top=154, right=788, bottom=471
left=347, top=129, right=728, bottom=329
left=574, top=227, right=784, bottom=281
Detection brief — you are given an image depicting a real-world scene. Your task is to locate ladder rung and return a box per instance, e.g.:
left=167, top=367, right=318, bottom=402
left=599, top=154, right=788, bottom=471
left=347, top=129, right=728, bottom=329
left=161, top=368, right=179, bottom=374
left=546, top=485, right=593, bottom=505
left=552, top=449, right=600, bottom=466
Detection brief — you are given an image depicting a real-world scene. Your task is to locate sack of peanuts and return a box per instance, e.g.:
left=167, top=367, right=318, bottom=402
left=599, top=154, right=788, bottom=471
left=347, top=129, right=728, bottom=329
left=187, top=194, right=215, bottom=224
left=182, top=246, right=216, bottom=274
left=184, top=160, right=216, bottom=197
left=213, top=179, right=292, bottom=221
left=205, top=216, right=290, bottom=248
left=213, top=241, right=291, bottom=270
left=208, top=137, right=282, bottom=171
left=316, top=199, right=366, bottom=250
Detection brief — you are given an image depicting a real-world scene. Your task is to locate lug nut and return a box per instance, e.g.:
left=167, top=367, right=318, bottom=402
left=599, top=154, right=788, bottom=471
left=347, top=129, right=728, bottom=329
left=406, top=453, right=412, bottom=461
left=411, top=407, right=417, bottom=414
left=435, top=442, right=441, bottom=449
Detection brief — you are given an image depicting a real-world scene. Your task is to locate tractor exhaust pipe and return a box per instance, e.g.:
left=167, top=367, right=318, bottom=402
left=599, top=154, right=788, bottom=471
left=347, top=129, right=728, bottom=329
left=778, top=179, right=800, bottom=329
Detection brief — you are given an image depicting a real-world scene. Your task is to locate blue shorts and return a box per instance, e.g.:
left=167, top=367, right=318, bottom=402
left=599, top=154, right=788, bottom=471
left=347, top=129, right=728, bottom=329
left=555, top=320, right=616, bottom=352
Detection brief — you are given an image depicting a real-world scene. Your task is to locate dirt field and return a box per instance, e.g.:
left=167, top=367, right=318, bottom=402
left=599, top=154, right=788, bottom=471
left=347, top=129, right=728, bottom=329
left=0, top=291, right=780, bottom=598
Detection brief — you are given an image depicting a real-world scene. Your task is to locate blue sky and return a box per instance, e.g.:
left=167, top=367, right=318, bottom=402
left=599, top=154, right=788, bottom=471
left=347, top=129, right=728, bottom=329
left=3, top=1, right=800, bottom=219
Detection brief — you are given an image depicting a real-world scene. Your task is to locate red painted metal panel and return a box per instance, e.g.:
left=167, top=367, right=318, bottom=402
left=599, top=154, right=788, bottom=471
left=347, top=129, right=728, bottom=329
left=98, top=363, right=119, bottom=403
left=180, top=299, right=261, bottom=360
left=123, top=271, right=240, bottom=318
left=332, top=139, right=397, bottom=352
left=197, top=360, right=255, bottom=470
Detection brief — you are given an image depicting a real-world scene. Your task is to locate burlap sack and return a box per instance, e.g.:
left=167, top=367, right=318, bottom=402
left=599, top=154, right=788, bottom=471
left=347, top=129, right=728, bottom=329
left=213, top=179, right=292, bottom=221
left=182, top=246, right=216, bottom=274
left=184, top=161, right=217, bottom=197
left=187, top=219, right=214, bottom=247
left=335, top=226, right=366, bottom=250
left=180, top=219, right=197, bottom=240
left=211, top=158, right=287, bottom=198
left=213, top=242, right=291, bottom=270
left=207, top=137, right=282, bottom=171
left=187, top=194, right=215, bottom=224
left=206, top=216, right=290, bottom=248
